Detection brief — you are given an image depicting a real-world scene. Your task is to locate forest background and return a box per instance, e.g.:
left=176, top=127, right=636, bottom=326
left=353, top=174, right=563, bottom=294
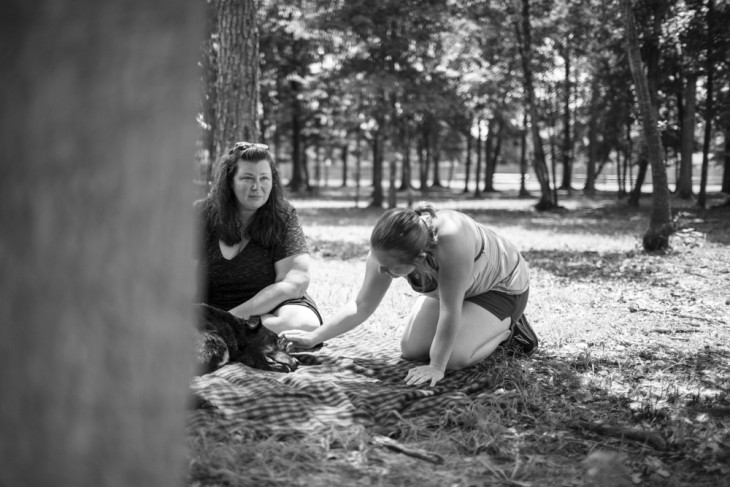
left=197, top=0, right=729, bottom=251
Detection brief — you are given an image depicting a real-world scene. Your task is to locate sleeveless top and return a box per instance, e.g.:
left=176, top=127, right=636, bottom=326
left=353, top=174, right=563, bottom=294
left=405, top=211, right=529, bottom=298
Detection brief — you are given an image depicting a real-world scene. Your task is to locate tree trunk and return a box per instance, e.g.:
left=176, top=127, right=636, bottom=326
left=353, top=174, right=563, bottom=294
left=401, top=126, right=414, bottom=207
left=484, top=118, right=496, bottom=192
left=388, top=156, right=397, bottom=208
left=213, top=0, right=259, bottom=156
left=519, top=111, right=531, bottom=197
left=698, top=0, right=716, bottom=209
left=0, top=2, right=201, bottom=486
left=419, top=127, right=429, bottom=191
left=341, top=142, right=349, bottom=187
left=623, top=0, right=673, bottom=251
left=288, top=80, right=308, bottom=192
left=313, top=142, right=322, bottom=194
left=560, top=41, right=573, bottom=191
left=491, top=118, right=504, bottom=185
left=678, top=73, right=697, bottom=199
left=515, top=0, right=554, bottom=210
left=474, top=120, right=483, bottom=197
left=371, top=130, right=384, bottom=207
left=617, top=149, right=625, bottom=196
left=628, top=146, right=649, bottom=207
left=722, top=128, right=730, bottom=194
left=431, top=127, right=443, bottom=188
left=548, top=84, right=559, bottom=206
left=464, top=125, right=473, bottom=193
left=584, top=74, right=599, bottom=195
left=399, top=124, right=413, bottom=192
left=355, top=130, right=362, bottom=207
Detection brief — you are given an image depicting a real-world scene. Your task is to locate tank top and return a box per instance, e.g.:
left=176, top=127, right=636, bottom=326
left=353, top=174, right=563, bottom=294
left=405, top=211, right=529, bottom=298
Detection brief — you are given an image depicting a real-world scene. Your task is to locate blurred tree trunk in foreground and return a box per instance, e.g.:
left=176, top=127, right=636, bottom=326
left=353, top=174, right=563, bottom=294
left=622, top=0, right=673, bottom=251
left=0, top=1, right=201, bottom=486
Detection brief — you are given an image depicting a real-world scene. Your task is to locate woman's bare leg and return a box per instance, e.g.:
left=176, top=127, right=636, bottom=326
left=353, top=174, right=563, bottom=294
left=261, top=304, right=320, bottom=334
left=400, top=297, right=511, bottom=369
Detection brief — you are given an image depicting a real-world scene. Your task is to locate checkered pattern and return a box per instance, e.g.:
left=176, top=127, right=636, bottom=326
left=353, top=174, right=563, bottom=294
left=188, top=328, right=494, bottom=435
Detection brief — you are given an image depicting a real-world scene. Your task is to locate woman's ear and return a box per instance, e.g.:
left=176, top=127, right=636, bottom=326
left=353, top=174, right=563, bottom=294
left=413, top=252, right=428, bottom=263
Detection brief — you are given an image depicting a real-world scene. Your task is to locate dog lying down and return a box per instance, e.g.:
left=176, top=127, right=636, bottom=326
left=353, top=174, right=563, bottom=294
left=194, top=303, right=298, bottom=374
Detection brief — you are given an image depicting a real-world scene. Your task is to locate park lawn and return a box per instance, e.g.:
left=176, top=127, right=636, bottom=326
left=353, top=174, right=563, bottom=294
left=188, top=190, right=729, bottom=487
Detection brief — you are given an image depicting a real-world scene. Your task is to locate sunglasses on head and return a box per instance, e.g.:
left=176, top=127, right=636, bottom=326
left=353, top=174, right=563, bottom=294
left=230, top=141, right=269, bottom=154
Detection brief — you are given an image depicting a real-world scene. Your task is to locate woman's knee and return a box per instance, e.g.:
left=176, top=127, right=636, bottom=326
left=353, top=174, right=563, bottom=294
left=400, top=336, right=429, bottom=361
left=264, top=306, right=320, bottom=333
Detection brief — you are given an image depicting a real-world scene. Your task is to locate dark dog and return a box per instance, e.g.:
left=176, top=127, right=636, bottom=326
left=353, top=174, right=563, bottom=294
left=194, top=303, right=298, bottom=374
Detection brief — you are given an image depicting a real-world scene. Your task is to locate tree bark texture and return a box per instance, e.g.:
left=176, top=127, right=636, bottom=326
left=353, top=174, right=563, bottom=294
left=622, top=0, right=673, bottom=250
left=678, top=73, right=697, bottom=199
left=516, top=0, right=554, bottom=210
left=214, top=0, right=259, bottom=157
left=0, top=1, right=202, bottom=486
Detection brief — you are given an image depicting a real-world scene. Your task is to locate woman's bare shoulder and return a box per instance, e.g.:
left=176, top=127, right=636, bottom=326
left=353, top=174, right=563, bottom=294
left=435, top=210, right=470, bottom=237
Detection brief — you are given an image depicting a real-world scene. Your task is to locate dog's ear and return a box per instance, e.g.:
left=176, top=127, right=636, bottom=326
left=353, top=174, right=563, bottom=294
left=244, top=315, right=262, bottom=330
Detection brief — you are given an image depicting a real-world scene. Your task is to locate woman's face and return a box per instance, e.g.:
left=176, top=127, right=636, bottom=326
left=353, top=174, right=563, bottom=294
left=372, top=248, right=416, bottom=279
left=232, top=159, right=272, bottom=212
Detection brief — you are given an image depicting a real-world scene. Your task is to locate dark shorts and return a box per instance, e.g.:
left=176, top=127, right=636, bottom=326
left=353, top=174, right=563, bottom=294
left=270, top=292, right=324, bottom=325
left=465, top=288, right=529, bottom=323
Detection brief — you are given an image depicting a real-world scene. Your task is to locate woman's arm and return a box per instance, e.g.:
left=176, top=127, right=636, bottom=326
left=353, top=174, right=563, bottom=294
left=427, top=234, right=472, bottom=369
left=405, top=215, right=473, bottom=386
left=280, top=252, right=392, bottom=348
left=228, top=253, right=310, bottom=319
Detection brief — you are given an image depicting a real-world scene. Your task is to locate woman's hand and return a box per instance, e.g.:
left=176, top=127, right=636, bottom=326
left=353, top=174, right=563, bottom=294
left=404, top=364, right=445, bottom=387
left=279, top=329, right=319, bottom=350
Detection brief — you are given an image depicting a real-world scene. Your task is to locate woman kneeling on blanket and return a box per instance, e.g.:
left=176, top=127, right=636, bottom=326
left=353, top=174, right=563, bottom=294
left=196, top=141, right=323, bottom=334
left=281, top=203, right=538, bottom=387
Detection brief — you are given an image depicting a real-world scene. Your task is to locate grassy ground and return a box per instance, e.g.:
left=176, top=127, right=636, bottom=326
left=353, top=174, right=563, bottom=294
left=188, top=188, right=730, bottom=487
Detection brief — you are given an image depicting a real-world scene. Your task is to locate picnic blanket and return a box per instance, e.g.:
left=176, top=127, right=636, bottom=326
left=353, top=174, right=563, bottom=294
left=188, top=327, right=496, bottom=436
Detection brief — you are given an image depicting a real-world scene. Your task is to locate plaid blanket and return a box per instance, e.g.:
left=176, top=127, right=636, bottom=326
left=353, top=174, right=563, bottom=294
left=188, top=327, right=494, bottom=436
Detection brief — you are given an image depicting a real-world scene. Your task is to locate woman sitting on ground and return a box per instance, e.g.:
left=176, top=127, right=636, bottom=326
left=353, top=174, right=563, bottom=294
left=195, top=141, right=322, bottom=333
left=281, top=202, right=537, bottom=387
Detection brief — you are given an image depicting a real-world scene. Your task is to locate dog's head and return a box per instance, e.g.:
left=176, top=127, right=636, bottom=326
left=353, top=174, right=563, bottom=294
left=234, top=315, right=299, bottom=373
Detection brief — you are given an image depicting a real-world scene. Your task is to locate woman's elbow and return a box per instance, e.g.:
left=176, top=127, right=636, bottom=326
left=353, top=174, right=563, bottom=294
left=286, top=273, right=310, bottom=298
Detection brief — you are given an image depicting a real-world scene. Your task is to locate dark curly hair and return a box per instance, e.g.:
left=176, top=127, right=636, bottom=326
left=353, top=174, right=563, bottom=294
left=201, top=144, right=289, bottom=248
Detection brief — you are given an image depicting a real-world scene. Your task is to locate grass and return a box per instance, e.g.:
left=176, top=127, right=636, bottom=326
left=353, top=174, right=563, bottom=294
left=188, top=188, right=730, bottom=487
